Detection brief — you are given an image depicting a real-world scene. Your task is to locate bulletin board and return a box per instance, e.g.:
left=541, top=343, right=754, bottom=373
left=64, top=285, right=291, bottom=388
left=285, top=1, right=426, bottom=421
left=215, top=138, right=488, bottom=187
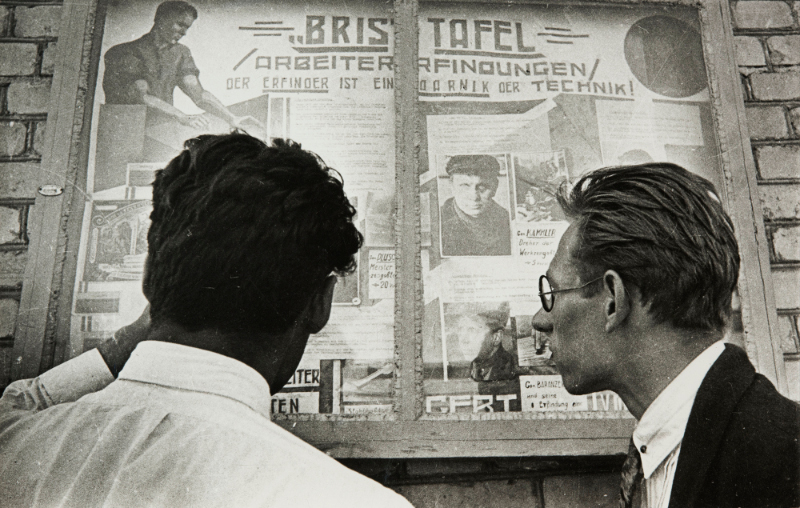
left=13, top=0, right=786, bottom=458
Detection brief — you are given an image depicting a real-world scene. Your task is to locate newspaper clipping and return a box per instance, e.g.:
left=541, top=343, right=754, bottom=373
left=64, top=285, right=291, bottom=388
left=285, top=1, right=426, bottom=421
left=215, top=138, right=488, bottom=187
left=71, top=0, right=396, bottom=416
left=420, top=3, right=719, bottom=418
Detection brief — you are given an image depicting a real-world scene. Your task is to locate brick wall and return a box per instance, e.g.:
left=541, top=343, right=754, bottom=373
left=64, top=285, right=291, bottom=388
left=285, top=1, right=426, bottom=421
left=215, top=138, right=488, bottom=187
left=734, top=0, right=800, bottom=401
left=0, top=1, right=60, bottom=387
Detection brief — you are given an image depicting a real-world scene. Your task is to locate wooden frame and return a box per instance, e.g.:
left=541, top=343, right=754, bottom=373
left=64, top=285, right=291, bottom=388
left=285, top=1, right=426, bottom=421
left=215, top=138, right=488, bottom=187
left=13, top=0, right=786, bottom=458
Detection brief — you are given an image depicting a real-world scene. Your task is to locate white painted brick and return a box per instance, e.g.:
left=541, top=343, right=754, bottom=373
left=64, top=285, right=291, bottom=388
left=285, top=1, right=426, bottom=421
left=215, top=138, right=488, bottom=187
left=760, top=185, right=800, bottom=220
left=0, top=298, right=19, bottom=338
left=733, top=1, right=794, bottom=29
left=736, top=36, right=766, bottom=67
left=14, top=6, right=62, bottom=38
left=746, top=106, right=788, bottom=139
left=777, top=314, right=799, bottom=353
left=768, top=35, right=800, bottom=65
left=0, top=251, right=26, bottom=288
left=751, top=72, right=800, bottom=101
left=756, top=145, right=800, bottom=179
left=773, top=226, right=800, bottom=262
left=7, top=80, right=52, bottom=115
left=0, top=122, right=27, bottom=157
left=0, top=207, right=20, bottom=245
left=772, top=268, right=800, bottom=309
left=0, top=162, right=40, bottom=198
left=0, top=43, right=37, bottom=76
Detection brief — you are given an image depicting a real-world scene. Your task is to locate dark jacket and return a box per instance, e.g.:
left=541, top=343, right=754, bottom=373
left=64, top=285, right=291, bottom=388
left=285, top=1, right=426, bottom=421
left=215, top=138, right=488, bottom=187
left=440, top=198, right=511, bottom=257
left=669, top=344, right=800, bottom=508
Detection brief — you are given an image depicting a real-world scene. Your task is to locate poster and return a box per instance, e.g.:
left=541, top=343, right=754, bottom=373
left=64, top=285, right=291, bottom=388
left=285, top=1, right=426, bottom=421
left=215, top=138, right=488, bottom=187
left=420, top=3, right=720, bottom=417
left=70, top=0, right=396, bottom=415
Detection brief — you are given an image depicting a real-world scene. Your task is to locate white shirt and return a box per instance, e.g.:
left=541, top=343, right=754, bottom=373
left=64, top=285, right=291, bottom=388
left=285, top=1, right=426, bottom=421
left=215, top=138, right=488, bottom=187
left=632, top=341, right=726, bottom=508
left=0, top=341, right=412, bottom=508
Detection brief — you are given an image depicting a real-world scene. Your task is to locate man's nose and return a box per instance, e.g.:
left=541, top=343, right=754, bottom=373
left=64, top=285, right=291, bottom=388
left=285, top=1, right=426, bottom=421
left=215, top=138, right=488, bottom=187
left=531, top=308, right=553, bottom=334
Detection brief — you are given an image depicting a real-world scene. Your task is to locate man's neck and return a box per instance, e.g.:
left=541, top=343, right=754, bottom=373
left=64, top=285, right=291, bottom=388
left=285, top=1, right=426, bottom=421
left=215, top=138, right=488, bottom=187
left=146, top=321, right=281, bottom=385
left=147, top=29, right=173, bottom=50
left=612, top=327, right=722, bottom=420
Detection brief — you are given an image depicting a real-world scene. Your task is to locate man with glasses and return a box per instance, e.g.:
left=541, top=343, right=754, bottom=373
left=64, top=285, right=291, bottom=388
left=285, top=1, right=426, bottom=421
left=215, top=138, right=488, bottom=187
left=532, top=163, right=799, bottom=508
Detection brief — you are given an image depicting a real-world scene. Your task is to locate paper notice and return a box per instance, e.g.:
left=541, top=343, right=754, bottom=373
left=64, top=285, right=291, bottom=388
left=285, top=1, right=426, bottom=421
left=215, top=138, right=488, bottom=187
left=305, top=300, right=394, bottom=360
left=368, top=250, right=395, bottom=300
left=433, top=257, right=539, bottom=303
left=290, top=98, right=395, bottom=194
left=282, top=359, right=322, bottom=389
left=271, top=392, right=320, bottom=415
left=519, top=375, right=589, bottom=412
left=515, top=221, right=570, bottom=268
left=426, top=101, right=554, bottom=159
left=343, top=404, right=393, bottom=414
left=595, top=100, right=703, bottom=166
left=126, top=162, right=165, bottom=187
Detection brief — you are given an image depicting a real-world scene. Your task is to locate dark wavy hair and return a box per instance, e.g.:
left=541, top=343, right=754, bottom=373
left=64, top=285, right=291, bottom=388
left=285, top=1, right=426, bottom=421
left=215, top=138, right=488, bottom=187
left=557, top=163, right=739, bottom=331
left=154, top=1, right=197, bottom=23
left=143, top=133, right=362, bottom=334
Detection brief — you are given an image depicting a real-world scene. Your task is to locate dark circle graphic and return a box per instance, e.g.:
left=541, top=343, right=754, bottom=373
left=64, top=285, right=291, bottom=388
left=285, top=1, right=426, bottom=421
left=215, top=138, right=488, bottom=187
left=624, top=16, right=707, bottom=98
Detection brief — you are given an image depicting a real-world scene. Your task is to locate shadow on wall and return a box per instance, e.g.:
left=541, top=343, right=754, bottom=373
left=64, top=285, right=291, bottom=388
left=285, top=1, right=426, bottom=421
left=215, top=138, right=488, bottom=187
left=393, top=472, right=619, bottom=508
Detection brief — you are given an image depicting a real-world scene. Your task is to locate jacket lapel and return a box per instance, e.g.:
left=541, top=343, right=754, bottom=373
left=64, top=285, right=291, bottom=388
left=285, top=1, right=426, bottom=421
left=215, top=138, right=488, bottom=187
left=668, top=344, right=755, bottom=508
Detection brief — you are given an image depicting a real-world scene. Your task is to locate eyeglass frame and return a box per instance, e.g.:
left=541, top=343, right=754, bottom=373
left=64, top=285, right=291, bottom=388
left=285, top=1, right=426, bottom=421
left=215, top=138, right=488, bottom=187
left=538, top=274, right=603, bottom=312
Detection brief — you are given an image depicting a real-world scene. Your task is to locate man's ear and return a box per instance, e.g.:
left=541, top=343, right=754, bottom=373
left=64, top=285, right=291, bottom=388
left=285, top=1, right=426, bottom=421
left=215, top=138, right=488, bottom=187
left=603, top=270, right=631, bottom=333
left=306, top=275, right=337, bottom=334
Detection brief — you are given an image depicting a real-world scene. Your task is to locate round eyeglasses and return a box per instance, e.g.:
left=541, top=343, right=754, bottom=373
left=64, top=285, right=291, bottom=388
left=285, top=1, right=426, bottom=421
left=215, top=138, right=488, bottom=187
left=538, top=274, right=603, bottom=312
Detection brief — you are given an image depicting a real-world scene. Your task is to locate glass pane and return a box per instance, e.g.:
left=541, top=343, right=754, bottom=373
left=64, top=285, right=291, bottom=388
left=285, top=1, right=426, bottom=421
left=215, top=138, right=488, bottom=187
left=419, top=2, right=728, bottom=419
left=70, top=0, right=396, bottom=417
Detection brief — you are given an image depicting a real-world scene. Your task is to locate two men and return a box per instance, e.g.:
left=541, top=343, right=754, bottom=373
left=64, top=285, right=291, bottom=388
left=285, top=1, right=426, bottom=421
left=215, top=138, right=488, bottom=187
left=0, top=134, right=411, bottom=507
left=533, top=163, right=800, bottom=507
left=440, top=154, right=512, bottom=257
left=103, top=1, right=258, bottom=131
left=2, top=135, right=796, bottom=507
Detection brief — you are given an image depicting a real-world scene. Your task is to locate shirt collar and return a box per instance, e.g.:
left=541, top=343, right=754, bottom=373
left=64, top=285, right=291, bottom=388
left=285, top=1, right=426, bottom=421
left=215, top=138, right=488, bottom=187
left=633, top=340, right=725, bottom=478
left=118, top=341, right=272, bottom=419
left=142, top=31, right=174, bottom=52
left=141, top=32, right=158, bottom=48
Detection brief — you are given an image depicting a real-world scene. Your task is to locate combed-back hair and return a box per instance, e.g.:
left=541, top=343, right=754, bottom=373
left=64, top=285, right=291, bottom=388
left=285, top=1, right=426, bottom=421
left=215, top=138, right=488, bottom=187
left=143, top=133, right=362, bottom=334
left=154, top=1, right=197, bottom=23
left=557, top=163, right=739, bottom=331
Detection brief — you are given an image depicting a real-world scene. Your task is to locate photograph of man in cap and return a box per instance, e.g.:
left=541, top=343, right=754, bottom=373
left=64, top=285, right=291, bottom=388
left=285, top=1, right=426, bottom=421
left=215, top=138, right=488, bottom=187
left=440, top=154, right=512, bottom=256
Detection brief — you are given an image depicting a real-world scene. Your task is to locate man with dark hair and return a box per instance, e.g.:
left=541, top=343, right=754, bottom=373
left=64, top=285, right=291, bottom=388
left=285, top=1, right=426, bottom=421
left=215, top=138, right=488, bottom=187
left=103, top=1, right=257, bottom=130
left=532, top=163, right=799, bottom=508
left=440, top=154, right=511, bottom=256
left=0, top=133, right=412, bottom=507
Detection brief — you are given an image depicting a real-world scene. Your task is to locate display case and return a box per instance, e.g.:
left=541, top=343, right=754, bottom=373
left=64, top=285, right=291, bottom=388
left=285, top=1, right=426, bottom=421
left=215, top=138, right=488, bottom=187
left=13, top=0, right=786, bottom=459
